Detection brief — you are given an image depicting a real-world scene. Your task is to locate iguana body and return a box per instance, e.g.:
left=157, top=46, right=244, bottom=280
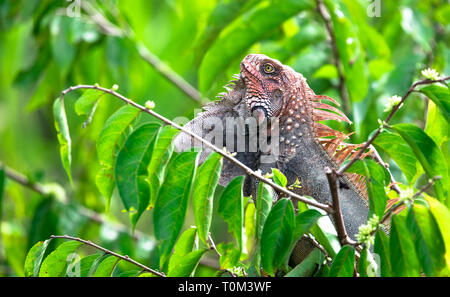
left=175, top=54, right=369, bottom=264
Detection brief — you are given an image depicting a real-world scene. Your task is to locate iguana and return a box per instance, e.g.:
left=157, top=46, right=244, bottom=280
left=175, top=54, right=372, bottom=265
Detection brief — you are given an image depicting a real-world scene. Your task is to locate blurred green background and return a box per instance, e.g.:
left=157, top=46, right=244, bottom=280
left=0, top=0, right=448, bottom=276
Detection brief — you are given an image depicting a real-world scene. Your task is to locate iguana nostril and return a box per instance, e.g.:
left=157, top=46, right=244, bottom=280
left=251, top=107, right=267, bottom=125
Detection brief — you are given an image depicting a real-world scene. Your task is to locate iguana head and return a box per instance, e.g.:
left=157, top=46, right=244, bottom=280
left=241, top=54, right=352, bottom=139
left=240, top=54, right=304, bottom=125
left=240, top=54, right=364, bottom=163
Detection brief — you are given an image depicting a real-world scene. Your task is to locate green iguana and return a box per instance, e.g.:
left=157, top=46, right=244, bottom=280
left=175, top=54, right=374, bottom=264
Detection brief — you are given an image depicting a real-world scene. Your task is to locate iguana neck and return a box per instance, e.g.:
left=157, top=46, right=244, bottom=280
left=276, top=80, right=368, bottom=241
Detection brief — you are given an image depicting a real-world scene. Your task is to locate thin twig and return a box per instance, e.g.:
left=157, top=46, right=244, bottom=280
left=206, top=234, right=239, bottom=277
left=61, top=84, right=335, bottom=214
left=302, top=234, right=331, bottom=264
left=316, top=0, right=350, bottom=115
left=380, top=176, right=442, bottom=226
left=369, top=145, right=402, bottom=194
left=208, top=233, right=221, bottom=257
left=50, top=235, right=165, bottom=277
left=324, top=167, right=354, bottom=246
left=80, top=1, right=205, bottom=103
left=337, top=76, right=450, bottom=175
left=2, top=166, right=47, bottom=195
left=136, top=45, right=206, bottom=103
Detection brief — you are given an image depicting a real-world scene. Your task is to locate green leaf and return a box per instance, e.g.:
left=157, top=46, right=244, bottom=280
left=293, top=209, right=323, bottom=242
left=374, top=230, right=392, bottom=277
left=50, top=16, right=76, bottom=75
left=138, top=272, right=156, bottom=277
left=271, top=168, right=287, bottom=188
left=168, top=227, right=208, bottom=277
left=285, top=248, right=323, bottom=277
left=313, top=64, right=338, bottom=79
left=357, top=246, right=377, bottom=277
left=147, top=125, right=179, bottom=209
left=360, top=159, right=388, bottom=218
left=28, top=198, right=58, bottom=250
left=170, top=227, right=197, bottom=258
left=194, top=0, right=262, bottom=62
left=0, top=166, right=5, bottom=223
left=425, top=100, right=449, bottom=147
left=53, top=97, right=72, bottom=184
left=261, top=198, right=295, bottom=276
left=24, top=239, right=52, bottom=277
left=115, top=123, right=161, bottom=228
left=389, top=214, right=421, bottom=276
left=93, top=256, right=120, bottom=277
left=77, top=253, right=103, bottom=277
left=357, top=246, right=369, bottom=277
left=74, top=89, right=104, bottom=116
left=324, top=0, right=368, bottom=102
left=169, top=249, right=208, bottom=277
left=154, top=151, right=199, bottom=268
left=199, top=0, right=312, bottom=93
left=400, top=7, right=433, bottom=52
left=420, top=85, right=450, bottom=125
left=407, top=204, right=446, bottom=276
left=314, top=260, right=330, bottom=277
left=218, top=176, right=245, bottom=254
left=392, top=123, right=449, bottom=203
left=297, top=201, right=340, bottom=257
left=256, top=182, right=273, bottom=241
left=426, top=197, right=450, bottom=271
left=118, top=270, right=140, bottom=277
left=245, top=202, right=257, bottom=256
left=39, top=241, right=83, bottom=277
left=192, top=152, right=223, bottom=245
left=217, top=242, right=241, bottom=270
left=373, top=130, right=419, bottom=184
left=86, top=253, right=109, bottom=277
left=96, top=105, right=141, bottom=210
left=341, top=0, right=390, bottom=59
left=328, top=245, right=355, bottom=277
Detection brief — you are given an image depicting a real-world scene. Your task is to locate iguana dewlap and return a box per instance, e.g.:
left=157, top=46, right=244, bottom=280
left=174, top=54, right=370, bottom=264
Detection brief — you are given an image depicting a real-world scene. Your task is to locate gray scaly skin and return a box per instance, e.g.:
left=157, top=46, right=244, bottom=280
left=175, top=54, right=369, bottom=265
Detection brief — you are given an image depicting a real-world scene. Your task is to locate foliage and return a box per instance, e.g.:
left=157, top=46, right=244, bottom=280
left=0, top=0, right=449, bottom=277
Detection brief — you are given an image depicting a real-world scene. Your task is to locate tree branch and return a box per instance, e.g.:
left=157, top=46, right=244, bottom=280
left=2, top=165, right=47, bottom=195
left=1, top=164, right=145, bottom=240
left=50, top=235, right=165, bottom=277
left=316, top=0, right=351, bottom=115
left=61, top=84, right=335, bottom=213
left=337, top=75, right=450, bottom=176
left=302, top=234, right=332, bottom=264
left=324, top=167, right=355, bottom=246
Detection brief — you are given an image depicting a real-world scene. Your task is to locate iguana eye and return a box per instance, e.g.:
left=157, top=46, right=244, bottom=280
left=263, top=63, right=275, bottom=74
